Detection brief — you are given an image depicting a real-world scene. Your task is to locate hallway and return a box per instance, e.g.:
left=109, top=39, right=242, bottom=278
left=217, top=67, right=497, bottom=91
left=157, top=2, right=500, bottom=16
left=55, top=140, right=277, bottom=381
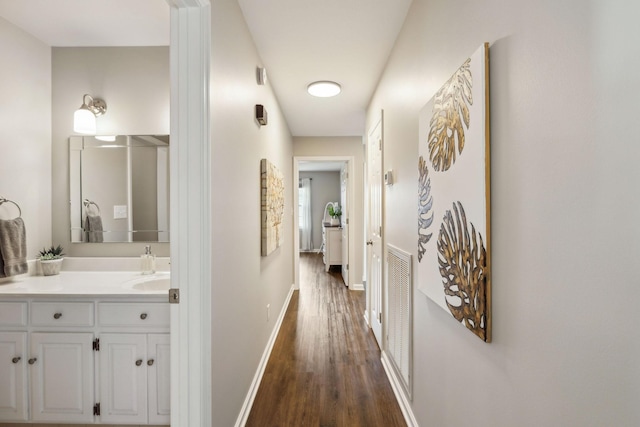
left=246, top=253, right=406, bottom=426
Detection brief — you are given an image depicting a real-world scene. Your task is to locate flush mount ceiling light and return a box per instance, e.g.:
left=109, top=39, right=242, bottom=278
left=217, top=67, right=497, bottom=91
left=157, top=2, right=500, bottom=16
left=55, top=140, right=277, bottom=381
left=74, top=94, right=107, bottom=135
left=307, top=81, right=341, bottom=98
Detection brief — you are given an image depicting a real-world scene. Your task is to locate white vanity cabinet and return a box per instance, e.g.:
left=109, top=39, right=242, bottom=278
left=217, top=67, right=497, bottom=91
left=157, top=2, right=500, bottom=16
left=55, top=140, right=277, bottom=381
left=29, top=332, right=94, bottom=423
left=97, top=303, right=170, bottom=425
left=0, top=331, right=27, bottom=421
left=28, top=302, right=95, bottom=423
left=0, top=296, right=169, bottom=425
left=0, top=302, right=28, bottom=422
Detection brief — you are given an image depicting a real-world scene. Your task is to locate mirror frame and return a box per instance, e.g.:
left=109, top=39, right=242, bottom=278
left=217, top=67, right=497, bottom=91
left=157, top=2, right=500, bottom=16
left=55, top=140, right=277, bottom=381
left=69, top=135, right=170, bottom=243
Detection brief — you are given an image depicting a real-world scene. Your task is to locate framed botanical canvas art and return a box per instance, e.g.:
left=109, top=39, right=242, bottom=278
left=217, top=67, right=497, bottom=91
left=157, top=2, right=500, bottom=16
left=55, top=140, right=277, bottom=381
left=261, top=158, right=285, bottom=256
left=417, top=43, right=491, bottom=342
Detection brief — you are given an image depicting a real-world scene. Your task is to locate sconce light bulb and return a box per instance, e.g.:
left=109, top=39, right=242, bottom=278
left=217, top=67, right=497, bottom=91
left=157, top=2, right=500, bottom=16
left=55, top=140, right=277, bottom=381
left=74, top=108, right=96, bottom=134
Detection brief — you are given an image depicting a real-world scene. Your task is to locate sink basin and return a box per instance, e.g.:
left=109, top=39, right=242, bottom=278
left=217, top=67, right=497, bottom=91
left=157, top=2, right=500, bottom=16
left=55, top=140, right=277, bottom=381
left=124, top=273, right=170, bottom=291
left=132, top=278, right=170, bottom=291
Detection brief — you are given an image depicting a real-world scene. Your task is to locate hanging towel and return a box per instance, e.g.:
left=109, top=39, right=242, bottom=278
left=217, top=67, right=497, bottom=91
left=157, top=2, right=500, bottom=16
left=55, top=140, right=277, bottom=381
left=84, top=214, right=104, bottom=243
left=0, top=217, right=28, bottom=278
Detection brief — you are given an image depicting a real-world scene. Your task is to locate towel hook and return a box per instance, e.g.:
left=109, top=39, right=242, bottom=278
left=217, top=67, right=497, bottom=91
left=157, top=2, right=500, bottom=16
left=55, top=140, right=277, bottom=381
left=83, top=199, right=101, bottom=215
left=0, top=197, right=22, bottom=219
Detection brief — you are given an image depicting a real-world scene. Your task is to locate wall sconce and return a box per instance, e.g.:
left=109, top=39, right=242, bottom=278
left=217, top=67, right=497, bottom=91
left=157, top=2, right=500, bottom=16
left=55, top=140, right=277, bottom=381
left=74, top=94, right=107, bottom=134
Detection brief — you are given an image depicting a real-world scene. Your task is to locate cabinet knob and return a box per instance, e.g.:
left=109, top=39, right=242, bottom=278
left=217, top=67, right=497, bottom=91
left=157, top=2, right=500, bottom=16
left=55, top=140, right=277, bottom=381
left=12, top=357, right=21, bottom=364
left=147, top=359, right=154, bottom=366
left=28, top=358, right=37, bottom=365
left=53, top=312, right=62, bottom=319
left=135, top=359, right=143, bottom=366
left=140, top=313, right=148, bottom=320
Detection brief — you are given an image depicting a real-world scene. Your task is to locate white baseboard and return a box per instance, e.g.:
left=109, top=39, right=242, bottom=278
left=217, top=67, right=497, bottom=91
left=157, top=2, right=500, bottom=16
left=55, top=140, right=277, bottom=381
left=381, top=351, right=418, bottom=427
left=234, top=284, right=295, bottom=427
left=363, top=310, right=370, bottom=327
left=349, top=283, right=364, bottom=291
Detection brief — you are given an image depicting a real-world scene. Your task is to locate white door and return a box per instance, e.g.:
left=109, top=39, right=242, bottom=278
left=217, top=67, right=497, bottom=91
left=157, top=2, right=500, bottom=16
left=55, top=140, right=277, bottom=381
left=99, top=333, right=147, bottom=424
left=341, top=165, right=349, bottom=287
left=0, top=332, right=27, bottom=421
left=367, top=117, right=384, bottom=348
left=30, top=332, right=94, bottom=423
left=148, top=333, right=171, bottom=425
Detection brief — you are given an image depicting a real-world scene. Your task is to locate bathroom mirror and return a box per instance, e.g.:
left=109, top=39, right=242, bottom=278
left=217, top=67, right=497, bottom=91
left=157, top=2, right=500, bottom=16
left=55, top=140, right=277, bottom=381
left=69, top=135, right=170, bottom=243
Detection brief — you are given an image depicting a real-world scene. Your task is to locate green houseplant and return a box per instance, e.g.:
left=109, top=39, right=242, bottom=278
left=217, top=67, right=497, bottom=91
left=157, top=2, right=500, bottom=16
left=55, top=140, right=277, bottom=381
left=328, top=204, right=342, bottom=225
left=38, top=244, right=65, bottom=276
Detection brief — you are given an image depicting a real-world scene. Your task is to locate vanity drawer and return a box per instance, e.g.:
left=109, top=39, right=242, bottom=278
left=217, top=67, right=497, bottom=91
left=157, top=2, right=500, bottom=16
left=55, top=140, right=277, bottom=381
left=0, top=302, right=28, bottom=326
left=31, top=302, right=94, bottom=326
left=98, top=303, right=169, bottom=328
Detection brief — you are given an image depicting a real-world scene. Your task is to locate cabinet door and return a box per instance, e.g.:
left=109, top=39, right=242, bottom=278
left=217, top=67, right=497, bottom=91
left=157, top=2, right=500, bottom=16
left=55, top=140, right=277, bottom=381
left=328, top=228, right=342, bottom=265
left=147, top=334, right=170, bottom=424
left=99, top=333, right=147, bottom=424
left=30, top=332, right=94, bottom=423
left=0, top=332, right=27, bottom=421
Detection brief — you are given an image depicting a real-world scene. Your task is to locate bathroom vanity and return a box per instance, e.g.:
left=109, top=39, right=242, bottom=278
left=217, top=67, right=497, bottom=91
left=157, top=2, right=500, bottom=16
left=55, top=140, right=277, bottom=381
left=0, top=271, right=170, bottom=425
left=322, top=223, right=342, bottom=272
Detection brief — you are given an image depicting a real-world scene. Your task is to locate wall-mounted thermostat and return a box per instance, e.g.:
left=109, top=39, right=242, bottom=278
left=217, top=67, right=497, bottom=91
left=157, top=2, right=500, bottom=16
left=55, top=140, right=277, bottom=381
left=384, top=170, right=394, bottom=186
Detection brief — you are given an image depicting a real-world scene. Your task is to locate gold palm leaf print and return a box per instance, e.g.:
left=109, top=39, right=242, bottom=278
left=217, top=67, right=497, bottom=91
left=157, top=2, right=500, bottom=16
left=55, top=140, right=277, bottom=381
left=437, top=201, right=487, bottom=341
left=428, top=58, right=473, bottom=172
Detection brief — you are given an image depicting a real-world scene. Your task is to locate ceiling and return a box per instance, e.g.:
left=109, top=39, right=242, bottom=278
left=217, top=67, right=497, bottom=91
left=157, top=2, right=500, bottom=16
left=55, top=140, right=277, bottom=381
left=0, top=0, right=412, bottom=137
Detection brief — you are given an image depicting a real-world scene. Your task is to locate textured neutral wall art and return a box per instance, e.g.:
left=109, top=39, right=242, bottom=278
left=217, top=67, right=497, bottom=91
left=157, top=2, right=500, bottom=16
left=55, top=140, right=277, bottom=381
left=417, top=43, right=491, bottom=342
left=261, top=158, right=285, bottom=256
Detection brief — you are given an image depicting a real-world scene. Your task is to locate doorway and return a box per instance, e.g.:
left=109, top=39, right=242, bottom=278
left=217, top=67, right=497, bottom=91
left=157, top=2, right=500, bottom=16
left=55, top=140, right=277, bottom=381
left=293, top=156, right=355, bottom=290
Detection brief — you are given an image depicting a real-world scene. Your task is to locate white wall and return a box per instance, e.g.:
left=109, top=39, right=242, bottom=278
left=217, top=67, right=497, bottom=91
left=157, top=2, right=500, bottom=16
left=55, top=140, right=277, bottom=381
left=52, top=47, right=170, bottom=256
left=367, top=0, right=640, bottom=426
left=210, top=1, right=294, bottom=425
left=0, top=17, right=51, bottom=260
left=294, top=137, right=364, bottom=285
left=299, top=171, right=340, bottom=250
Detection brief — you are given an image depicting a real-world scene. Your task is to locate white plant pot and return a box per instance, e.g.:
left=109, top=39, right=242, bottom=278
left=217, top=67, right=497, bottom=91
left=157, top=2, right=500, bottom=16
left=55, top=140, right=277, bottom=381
left=40, top=258, right=63, bottom=276
left=330, top=217, right=339, bottom=226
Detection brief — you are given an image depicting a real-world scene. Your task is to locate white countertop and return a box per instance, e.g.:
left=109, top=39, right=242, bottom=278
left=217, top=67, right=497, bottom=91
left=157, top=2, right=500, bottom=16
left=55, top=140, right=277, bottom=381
left=0, top=271, right=170, bottom=297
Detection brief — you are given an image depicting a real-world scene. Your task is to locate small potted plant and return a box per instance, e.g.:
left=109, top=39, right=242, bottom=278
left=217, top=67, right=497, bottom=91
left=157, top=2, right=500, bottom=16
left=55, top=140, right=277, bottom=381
left=38, top=244, right=65, bottom=276
left=328, top=204, right=342, bottom=226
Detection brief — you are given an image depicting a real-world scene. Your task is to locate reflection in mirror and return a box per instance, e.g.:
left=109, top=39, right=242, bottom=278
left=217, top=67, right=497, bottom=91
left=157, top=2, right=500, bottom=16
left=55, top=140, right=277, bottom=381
left=69, top=135, right=170, bottom=243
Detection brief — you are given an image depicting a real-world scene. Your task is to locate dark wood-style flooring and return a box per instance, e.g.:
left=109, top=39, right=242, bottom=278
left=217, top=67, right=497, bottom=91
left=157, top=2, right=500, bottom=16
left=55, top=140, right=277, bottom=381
left=246, top=252, right=406, bottom=427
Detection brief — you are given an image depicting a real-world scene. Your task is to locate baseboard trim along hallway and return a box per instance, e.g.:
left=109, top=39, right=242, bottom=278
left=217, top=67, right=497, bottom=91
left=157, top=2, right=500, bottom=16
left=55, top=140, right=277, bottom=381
left=382, top=351, right=419, bottom=427
left=234, top=284, right=296, bottom=427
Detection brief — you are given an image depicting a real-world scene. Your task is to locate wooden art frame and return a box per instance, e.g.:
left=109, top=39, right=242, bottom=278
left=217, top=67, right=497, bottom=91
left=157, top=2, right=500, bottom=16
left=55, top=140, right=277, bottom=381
left=261, top=158, right=285, bottom=256
left=417, top=43, right=491, bottom=342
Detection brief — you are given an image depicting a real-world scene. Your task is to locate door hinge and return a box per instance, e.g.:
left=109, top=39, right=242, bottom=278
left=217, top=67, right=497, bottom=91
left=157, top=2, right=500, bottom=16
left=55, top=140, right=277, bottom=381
left=346, top=218, right=349, bottom=225
left=93, top=338, right=100, bottom=351
left=93, top=403, right=101, bottom=416
left=346, top=264, right=349, bottom=270
left=379, top=226, right=382, bottom=236
left=169, top=288, right=180, bottom=304
left=378, top=312, right=382, bottom=323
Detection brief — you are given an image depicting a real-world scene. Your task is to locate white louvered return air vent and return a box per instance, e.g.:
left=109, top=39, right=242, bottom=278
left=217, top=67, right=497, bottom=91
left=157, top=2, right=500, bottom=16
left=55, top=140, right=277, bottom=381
left=386, top=244, right=412, bottom=399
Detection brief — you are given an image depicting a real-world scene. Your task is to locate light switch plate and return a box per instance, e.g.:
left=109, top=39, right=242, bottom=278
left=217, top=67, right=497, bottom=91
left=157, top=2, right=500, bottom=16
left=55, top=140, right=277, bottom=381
left=113, top=205, right=128, bottom=219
